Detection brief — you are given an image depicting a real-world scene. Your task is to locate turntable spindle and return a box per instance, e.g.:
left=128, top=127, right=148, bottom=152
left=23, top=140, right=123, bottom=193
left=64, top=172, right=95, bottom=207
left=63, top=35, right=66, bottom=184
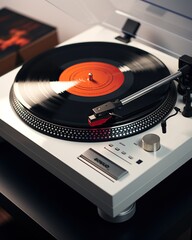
left=88, top=72, right=93, bottom=81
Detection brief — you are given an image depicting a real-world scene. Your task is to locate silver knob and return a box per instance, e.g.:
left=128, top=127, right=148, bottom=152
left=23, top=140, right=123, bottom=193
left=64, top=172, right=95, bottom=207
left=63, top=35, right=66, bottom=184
left=142, top=133, right=160, bottom=152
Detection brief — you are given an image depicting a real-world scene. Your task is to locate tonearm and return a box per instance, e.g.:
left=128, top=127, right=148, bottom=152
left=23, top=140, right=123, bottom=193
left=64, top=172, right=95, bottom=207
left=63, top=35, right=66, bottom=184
left=88, top=55, right=192, bottom=127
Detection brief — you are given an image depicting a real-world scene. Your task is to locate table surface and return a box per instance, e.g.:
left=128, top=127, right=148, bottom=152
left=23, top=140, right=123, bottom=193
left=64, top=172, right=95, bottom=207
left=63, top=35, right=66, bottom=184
left=0, top=139, right=192, bottom=240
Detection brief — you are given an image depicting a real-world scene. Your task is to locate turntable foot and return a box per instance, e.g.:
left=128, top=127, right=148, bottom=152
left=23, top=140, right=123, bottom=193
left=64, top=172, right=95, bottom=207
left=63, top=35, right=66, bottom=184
left=97, top=202, right=136, bottom=223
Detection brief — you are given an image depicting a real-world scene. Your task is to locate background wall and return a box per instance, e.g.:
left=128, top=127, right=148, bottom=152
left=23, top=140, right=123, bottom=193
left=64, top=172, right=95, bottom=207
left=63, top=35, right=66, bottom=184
left=0, top=0, right=89, bottom=43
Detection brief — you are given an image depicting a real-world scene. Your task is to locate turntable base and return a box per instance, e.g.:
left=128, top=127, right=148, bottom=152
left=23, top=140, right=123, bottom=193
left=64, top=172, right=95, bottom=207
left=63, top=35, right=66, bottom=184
left=0, top=25, right=192, bottom=221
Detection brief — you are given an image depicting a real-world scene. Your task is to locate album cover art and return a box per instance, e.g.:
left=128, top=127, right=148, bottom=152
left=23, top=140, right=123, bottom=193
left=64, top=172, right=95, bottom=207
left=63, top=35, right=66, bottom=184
left=0, top=8, right=58, bottom=76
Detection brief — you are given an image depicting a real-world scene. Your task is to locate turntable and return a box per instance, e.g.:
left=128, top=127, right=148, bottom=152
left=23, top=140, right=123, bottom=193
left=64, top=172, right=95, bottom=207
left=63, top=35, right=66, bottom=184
left=0, top=0, right=192, bottom=223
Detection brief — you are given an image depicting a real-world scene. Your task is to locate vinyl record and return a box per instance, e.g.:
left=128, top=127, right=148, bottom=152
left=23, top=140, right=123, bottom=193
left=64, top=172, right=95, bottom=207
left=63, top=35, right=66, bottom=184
left=10, top=42, right=177, bottom=141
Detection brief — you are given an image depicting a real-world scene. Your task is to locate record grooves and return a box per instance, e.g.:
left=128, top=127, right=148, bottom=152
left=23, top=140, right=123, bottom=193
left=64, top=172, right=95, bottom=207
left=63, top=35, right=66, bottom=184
left=10, top=42, right=177, bottom=142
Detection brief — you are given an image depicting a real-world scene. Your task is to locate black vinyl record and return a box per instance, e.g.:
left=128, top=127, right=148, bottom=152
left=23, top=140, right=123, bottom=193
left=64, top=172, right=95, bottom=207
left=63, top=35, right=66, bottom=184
left=10, top=42, right=177, bottom=141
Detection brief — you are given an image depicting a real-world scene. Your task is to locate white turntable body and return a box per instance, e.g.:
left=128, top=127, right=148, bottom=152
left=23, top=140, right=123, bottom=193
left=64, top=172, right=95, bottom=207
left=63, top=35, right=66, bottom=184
left=0, top=0, right=192, bottom=222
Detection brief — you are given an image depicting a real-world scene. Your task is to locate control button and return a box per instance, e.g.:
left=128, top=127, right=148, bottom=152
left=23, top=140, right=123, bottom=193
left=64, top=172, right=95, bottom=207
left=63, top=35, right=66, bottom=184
left=121, top=151, right=126, bottom=155
left=141, top=133, right=160, bottom=152
left=136, top=159, right=143, bottom=164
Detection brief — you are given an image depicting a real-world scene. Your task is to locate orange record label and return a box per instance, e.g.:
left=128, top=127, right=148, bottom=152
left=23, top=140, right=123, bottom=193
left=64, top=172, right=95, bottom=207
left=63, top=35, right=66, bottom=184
left=59, top=62, right=124, bottom=97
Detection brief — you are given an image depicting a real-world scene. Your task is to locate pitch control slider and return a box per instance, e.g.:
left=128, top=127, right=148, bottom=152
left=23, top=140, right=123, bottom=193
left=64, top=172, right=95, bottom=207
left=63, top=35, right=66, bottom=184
left=88, top=55, right=192, bottom=127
